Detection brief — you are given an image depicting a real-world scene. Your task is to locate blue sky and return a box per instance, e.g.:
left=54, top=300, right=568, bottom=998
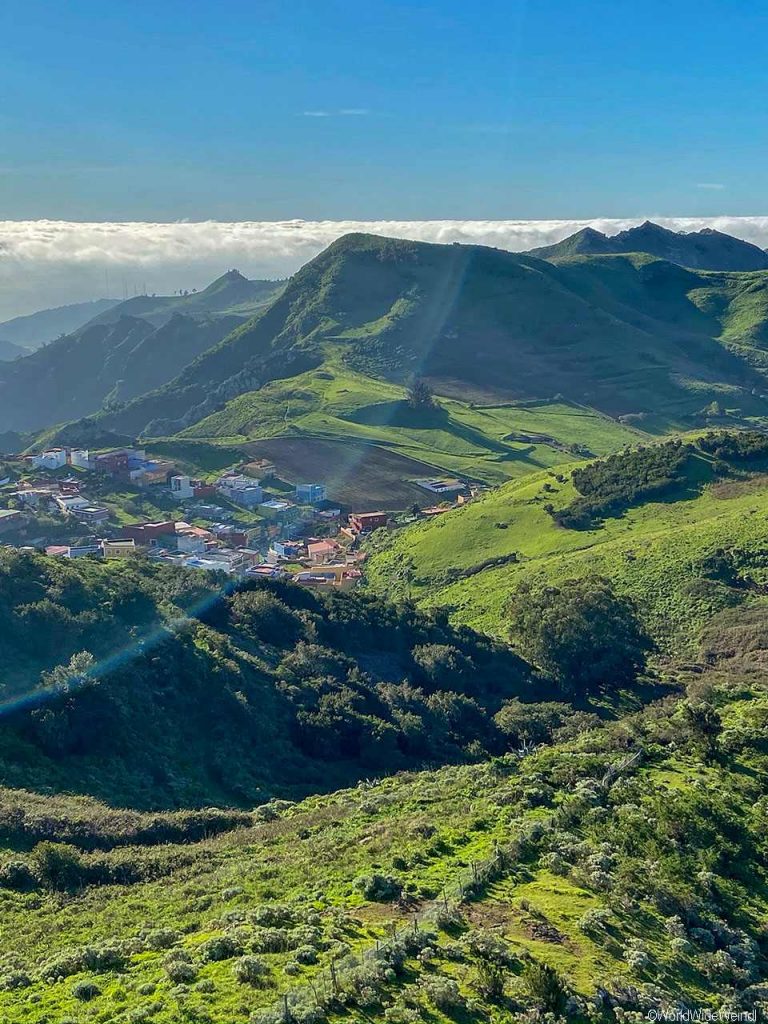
left=1, top=0, right=766, bottom=220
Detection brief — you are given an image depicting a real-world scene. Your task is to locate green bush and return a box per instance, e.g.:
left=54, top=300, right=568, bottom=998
left=72, top=980, right=101, bottom=1001
left=233, top=955, right=268, bottom=985
left=354, top=873, right=403, bottom=901
left=199, top=934, right=243, bottom=962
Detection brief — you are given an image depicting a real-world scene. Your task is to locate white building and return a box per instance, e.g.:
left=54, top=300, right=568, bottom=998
left=31, top=449, right=68, bottom=471
left=170, top=475, right=194, bottom=500
left=69, top=449, right=91, bottom=470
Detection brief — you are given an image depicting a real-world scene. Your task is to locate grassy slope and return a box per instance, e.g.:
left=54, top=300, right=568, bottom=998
left=91, top=236, right=768, bottom=447
left=3, top=672, right=768, bottom=1019
left=176, top=357, right=643, bottom=489
left=363, top=447, right=768, bottom=651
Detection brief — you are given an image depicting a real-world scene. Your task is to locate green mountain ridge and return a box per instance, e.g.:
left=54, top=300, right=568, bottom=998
left=528, top=220, right=768, bottom=271
left=0, top=270, right=284, bottom=435
left=0, top=313, right=246, bottom=434
left=85, top=270, right=282, bottom=329
left=87, top=234, right=768, bottom=446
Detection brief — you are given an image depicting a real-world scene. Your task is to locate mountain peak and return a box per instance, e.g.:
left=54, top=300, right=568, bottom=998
left=529, top=220, right=768, bottom=271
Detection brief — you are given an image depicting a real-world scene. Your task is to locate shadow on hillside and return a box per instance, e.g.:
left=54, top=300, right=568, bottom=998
left=344, top=400, right=520, bottom=456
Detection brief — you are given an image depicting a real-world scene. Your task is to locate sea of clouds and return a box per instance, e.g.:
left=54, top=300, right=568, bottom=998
left=2, top=216, right=768, bottom=322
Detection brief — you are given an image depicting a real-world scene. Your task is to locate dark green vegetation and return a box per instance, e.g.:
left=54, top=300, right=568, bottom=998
left=551, top=439, right=693, bottom=528
left=0, top=271, right=281, bottom=435
left=0, top=549, right=541, bottom=808
left=507, top=576, right=652, bottom=693
left=528, top=220, right=768, bottom=271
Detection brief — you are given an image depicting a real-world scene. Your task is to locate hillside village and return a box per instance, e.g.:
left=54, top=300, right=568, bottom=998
left=0, top=443, right=476, bottom=591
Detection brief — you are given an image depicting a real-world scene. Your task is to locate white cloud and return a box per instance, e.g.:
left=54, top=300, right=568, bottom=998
left=300, top=108, right=370, bottom=117
left=696, top=183, right=726, bottom=190
left=1, top=216, right=768, bottom=321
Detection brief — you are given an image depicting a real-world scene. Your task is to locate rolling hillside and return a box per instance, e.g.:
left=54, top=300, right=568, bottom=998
left=363, top=434, right=768, bottom=652
left=83, top=234, right=768, bottom=453
left=528, top=220, right=768, bottom=271
left=3, top=619, right=768, bottom=1018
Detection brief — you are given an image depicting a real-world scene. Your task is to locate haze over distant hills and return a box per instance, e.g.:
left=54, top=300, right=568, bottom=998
left=0, top=298, right=119, bottom=351
left=0, top=271, right=282, bottom=434
left=528, top=219, right=768, bottom=270
left=4, top=217, right=768, bottom=321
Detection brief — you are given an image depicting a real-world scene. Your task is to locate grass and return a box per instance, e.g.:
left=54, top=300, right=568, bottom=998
left=4, top=673, right=768, bottom=1019
left=169, top=357, right=645, bottom=506
left=363, top=444, right=768, bottom=652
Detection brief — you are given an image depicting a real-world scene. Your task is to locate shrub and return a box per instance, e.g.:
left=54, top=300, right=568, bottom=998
left=252, top=927, right=290, bottom=953
left=577, top=908, right=613, bottom=935
left=471, top=960, right=505, bottom=1002
left=294, top=944, right=318, bottom=965
left=165, top=959, right=198, bottom=984
left=624, top=939, right=651, bottom=971
left=433, top=906, right=465, bottom=932
left=143, top=928, right=179, bottom=950
left=0, top=971, right=31, bottom=991
left=233, top=955, right=268, bottom=986
left=199, top=934, right=243, bottom=962
left=251, top=903, right=296, bottom=928
left=421, top=976, right=465, bottom=1012
left=354, top=873, right=402, bottom=902
left=0, top=859, right=37, bottom=891
left=72, top=980, right=101, bottom=1001
left=82, top=943, right=129, bottom=972
left=30, top=841, right=84, bottom=891
left=522, top=961, right=568, bottom=1014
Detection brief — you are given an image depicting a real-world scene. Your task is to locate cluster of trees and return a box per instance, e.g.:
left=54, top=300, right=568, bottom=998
left=550, top=440, right=691, bottom=529
left=0, top=550, right=563, bottom=808
left=0, top=550, right=659, bottom=812
left=508, top=575, right=652, bottom=694
left=699, top=429, right=768, bottom=463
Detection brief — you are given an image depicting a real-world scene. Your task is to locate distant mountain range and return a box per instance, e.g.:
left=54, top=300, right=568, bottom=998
left=0, top=338, right=29, bottom=362
left=527, top=219, right=768, bottom=270
left=5, top=227, right=768, bottom=443
left=0, top=272, right=282, bottom=434
left=0, top=298, right=120, bottom=351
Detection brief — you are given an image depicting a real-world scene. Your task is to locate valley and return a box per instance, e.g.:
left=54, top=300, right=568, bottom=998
left=3, top=227, right=768, bottom=1018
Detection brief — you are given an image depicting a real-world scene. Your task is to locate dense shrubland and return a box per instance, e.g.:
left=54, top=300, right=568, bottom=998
left=550, top=440, right=692, bottom=529
left=0, top=549, right=576, bottom=808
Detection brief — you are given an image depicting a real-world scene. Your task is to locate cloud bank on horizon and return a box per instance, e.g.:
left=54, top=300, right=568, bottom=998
left=1, top=216, right=768, bottom=321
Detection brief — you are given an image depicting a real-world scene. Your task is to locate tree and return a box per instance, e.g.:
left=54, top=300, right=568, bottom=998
left=679, top=700, right=722, bottom=762
left=507, top=576, right=651, bottom=694
left=407, top=378, right=435, bottom=409
left=522, top=961, right=568, bottom=1013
